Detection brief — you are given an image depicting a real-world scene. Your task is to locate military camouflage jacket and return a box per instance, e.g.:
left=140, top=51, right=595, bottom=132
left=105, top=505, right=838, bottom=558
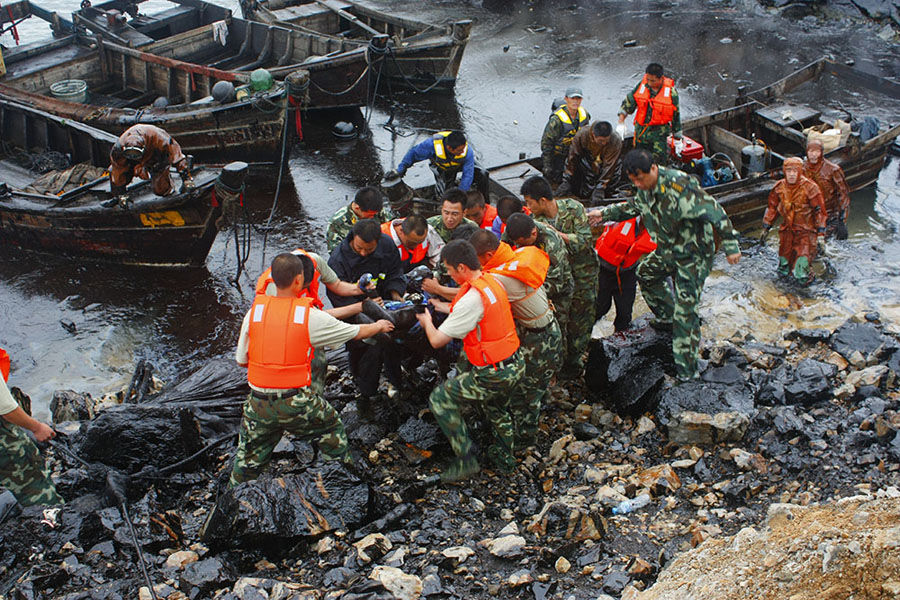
left=326, top=203, right=393, bottom=252
left=533, top=198, right=598, bottom=277
left=426, top=215, right=480, bottom=243
left=601, top=166, right=740, bottom=262
left=503, top=221, right=574, bottom=301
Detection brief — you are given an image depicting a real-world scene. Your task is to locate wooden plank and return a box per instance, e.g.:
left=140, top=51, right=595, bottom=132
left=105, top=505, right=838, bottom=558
left=98, top=39, right=250, bottom=83
left=824, top=61, right=900, bottom=100
left=862, top=122, right=900, bottom=150
left=748, top=58, right=827, bottom=102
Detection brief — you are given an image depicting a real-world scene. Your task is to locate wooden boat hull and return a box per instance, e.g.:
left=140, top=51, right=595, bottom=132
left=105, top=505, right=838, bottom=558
left=0, top=170, right=223, bottom=267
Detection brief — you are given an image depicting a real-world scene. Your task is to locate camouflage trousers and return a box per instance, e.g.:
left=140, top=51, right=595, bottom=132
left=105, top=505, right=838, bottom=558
left=229, top=388, right=348, bottom=487
left=560, top=269, right=599, bottom=378
left=311, top=350, right=327, bottom=397
left=637, top=252, right=712, bottom=380
left=633, top=125, right=670, bottom=164
left=550, top=292, right=573, bottom=366
left=510, top=318, right=562, bottom=446
left=0, top=421, right=63, bottom=507
left=429, top=351, right=525, bottom=471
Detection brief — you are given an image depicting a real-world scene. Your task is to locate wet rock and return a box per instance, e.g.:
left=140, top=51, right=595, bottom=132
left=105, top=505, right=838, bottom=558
left=397, top=417, right=442, bottom=450
left=201, top=462, right=369, bottom=548
left=657, top=380, right=754, bottom=445
left=342, top=579, right=394, bottom=600
left=830, top=321, right=894, bottom=360
left=180, top=557, right=232, bottom=595
left=667, top=411, right=751, bottom=445
left=441, top=546, right=475, bottom=564
left=637, top=464, right=681, bottom=494
left=484, top=535, right=527, bottom=558
left=846, top=365, right=890, bottom=388
left=555, top=556, right=571, bottom=573
left=586, top=319, right=673, bottom=416
left=636, top=416, right=656, bottom=435
left=323, top=567, right=356, bottom=588
left=701, top=364, right=745, bottom=386
left=421, top=573, right=442, bottom=596
left=602, top=570, right=631, bottom=595
left=573, top=422, right=601, bottom=441
left=783, top=359, right=836, bottom=405
left=165, top=550, right=199, bottom=570
left=50, top=390, right=94, bottom=423
left=785, top=328, right=831, bottom=343
left=76, top=405, right=205, bottom=471
left=355, top=533, right=393, bottom=564
left=369, top=566, right=422, bottom=600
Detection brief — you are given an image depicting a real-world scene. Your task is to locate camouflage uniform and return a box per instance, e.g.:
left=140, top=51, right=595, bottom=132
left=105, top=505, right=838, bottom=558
left=619, top=84, right=681, bottom=164
left=600, top=166, right=740, bottom=379
left=325, top=203, right=394, bottom=252
left=541, top=108, right=591, bottom=184
left=429, top=352, right=525, bottom=472
left=229, top=389, right=348, bottom=487
left=511, top=318, right=562, bottom=446
left=0, top=413, right=63, bottom=507
left=426, top=215, right=480, bottom=243
left=502, top=222, right=574, bottom=351
left=534, top=199, right=599, bottom=378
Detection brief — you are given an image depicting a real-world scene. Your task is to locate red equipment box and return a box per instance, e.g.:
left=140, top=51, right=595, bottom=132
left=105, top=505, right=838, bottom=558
left=667, top=135, right=704, bottom=162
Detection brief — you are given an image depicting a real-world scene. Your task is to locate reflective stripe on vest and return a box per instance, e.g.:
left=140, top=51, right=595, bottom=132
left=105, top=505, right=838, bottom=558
left=254, top=248, right=324, bottom=309
left=633, top=75, right=676, bottom=127
left=595, top=217, right=657, bottom=271
left=381, top=220, right=429, bottom=266
left=552, top=106, right=589, bottom=153
left=247, top=295, right=314, bottom=389
left=450, top=274, right=520, bottom=367
left=432, top=131, right=468, bottom=171
left=0, top=348, right=9, bottom=382
left=487, top=244, right=549, bottom=289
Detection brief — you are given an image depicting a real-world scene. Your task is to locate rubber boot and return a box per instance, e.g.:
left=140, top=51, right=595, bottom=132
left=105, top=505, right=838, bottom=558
left=792, top=256, right=811, bottom=284
left=777, top=256, right=790, bottom=277
left=440, top=452, right=480, bottom=483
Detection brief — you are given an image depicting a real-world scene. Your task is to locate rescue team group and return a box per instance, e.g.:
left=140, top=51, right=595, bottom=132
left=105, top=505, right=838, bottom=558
left=1, top=62, right=852, bottom=506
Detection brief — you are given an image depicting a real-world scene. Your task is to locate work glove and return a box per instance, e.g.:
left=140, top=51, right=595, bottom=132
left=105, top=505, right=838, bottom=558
left=615, top=123, right=626, bottom=138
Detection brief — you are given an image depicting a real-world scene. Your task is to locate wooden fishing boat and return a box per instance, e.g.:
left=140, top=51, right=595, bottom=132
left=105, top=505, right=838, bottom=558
left=240, top=0, right=473, bottom=92
left=480, top=58, right=900, bottom=232
left=0, top=100, right=241, bottom=267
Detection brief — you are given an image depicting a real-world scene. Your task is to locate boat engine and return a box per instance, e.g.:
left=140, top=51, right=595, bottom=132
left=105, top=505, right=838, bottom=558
left=215, top=161, right=249, bottom=227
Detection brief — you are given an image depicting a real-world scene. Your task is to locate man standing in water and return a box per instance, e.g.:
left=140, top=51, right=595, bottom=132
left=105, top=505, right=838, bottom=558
left=802, top=139, right=850, bottom=239
left=588, top=149, right=741, bottom=381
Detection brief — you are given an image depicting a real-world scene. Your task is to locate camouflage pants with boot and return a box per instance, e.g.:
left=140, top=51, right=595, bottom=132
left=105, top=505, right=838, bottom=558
left=0, top=421, right=63, bottom=506
left=560, top=269, right=599, bottom=378
left=633, top=125, right=670, bottom=165
left=510, top=319, right=562, bottom=447
left=637, top=252, right=712, bottom=380
left=429, top=352, right=525, bottom=473
left=229, top=389, right=349, bottom=487
left=550, top=292, right=572, bottom=367
left=310, top=350, right=328, bottom=397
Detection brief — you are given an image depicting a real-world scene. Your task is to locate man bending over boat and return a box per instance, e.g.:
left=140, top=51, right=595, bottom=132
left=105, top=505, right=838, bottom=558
left=109, top=124, right=194, bottom=198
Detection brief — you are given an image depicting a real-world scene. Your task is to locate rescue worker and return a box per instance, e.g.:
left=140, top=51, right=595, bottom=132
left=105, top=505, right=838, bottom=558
left=464, top=190, right=498, bottom=233
left=326, top=187, right=393, bottom=253
left=617, top=63, right=682, bottom=164
left=762, top=156, right=827, bottom=283
left=427, top=188, right=480, bottom=243
left=109, top=124, right=193, bottom=198
left=556, top=121, right=623, bottom=203
left=521, top=175, right=598, bottom=380
left=803, top=139, right=850, bottom=239
left=0, top=348, right=64, bottom=506
left=593, top=217, right=657, bottom=332
left=328, top=219, right=407, bottom=404
left=416, top=240, right=524, bottom=481
left=504, top=212, right=574, bottom=354
left=587, top=149, right=742, bottom=381
left=381, top=214, right=444, bottom=272
left=470, top=230, right=561, bottom=449
left=490, top=195, right=530, bottom=238
left=230, top=253, right=394, bottom=486
left=541, top=87, right=591, bottom=185
left=255, top=248, right=381, bottom=395
left=390, top=130, right=490, bottom=199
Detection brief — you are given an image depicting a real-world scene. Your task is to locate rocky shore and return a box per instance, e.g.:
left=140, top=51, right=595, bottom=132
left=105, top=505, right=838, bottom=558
left=1, top=313, right=899, bottom=600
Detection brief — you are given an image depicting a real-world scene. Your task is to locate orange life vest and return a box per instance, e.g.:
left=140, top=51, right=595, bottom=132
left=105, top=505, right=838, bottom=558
left=633, top=74, right=676, bottom=127
left=479, top=203, right=498, bottom=230
left=0, top=348, right=9, bottom=382
left=451, top=274, right=520, bottom=367
left=486, top=244, right=550, bottom=289
left=246, top=295, right=314, bottom=389
left=381, top=220, right=429, bottom=267
left=254, top=248, right=323, bottom=309
left=595, top=217, right=657, bottom=271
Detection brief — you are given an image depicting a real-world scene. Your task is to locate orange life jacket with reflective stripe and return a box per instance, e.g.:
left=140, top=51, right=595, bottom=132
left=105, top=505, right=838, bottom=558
left=247, top=295, right=314, bottom=389
left=451, top=274, right=520, bottom=367
left=633, top=75, right=676, bottom=127
left=479, top=203, right=497, bottom=230
left=254, top=248, right=323, bottom=309
left=595, top=217, right=657, bottom=271
left=432, top=131, right=468, bottom=171
left=486, top=243, right=549, bottom=289
left=381, top=220, right=429, bottom=267
left=0, top=348, right=9, bottom=382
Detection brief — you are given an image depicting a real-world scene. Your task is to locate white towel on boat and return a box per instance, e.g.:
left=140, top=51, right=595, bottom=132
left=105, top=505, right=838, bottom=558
left=212, top=20, right=228, bottom=46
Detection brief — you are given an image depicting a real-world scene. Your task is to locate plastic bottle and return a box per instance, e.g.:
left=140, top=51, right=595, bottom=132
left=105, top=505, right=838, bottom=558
left=611, top=493, right=651, bottom=515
